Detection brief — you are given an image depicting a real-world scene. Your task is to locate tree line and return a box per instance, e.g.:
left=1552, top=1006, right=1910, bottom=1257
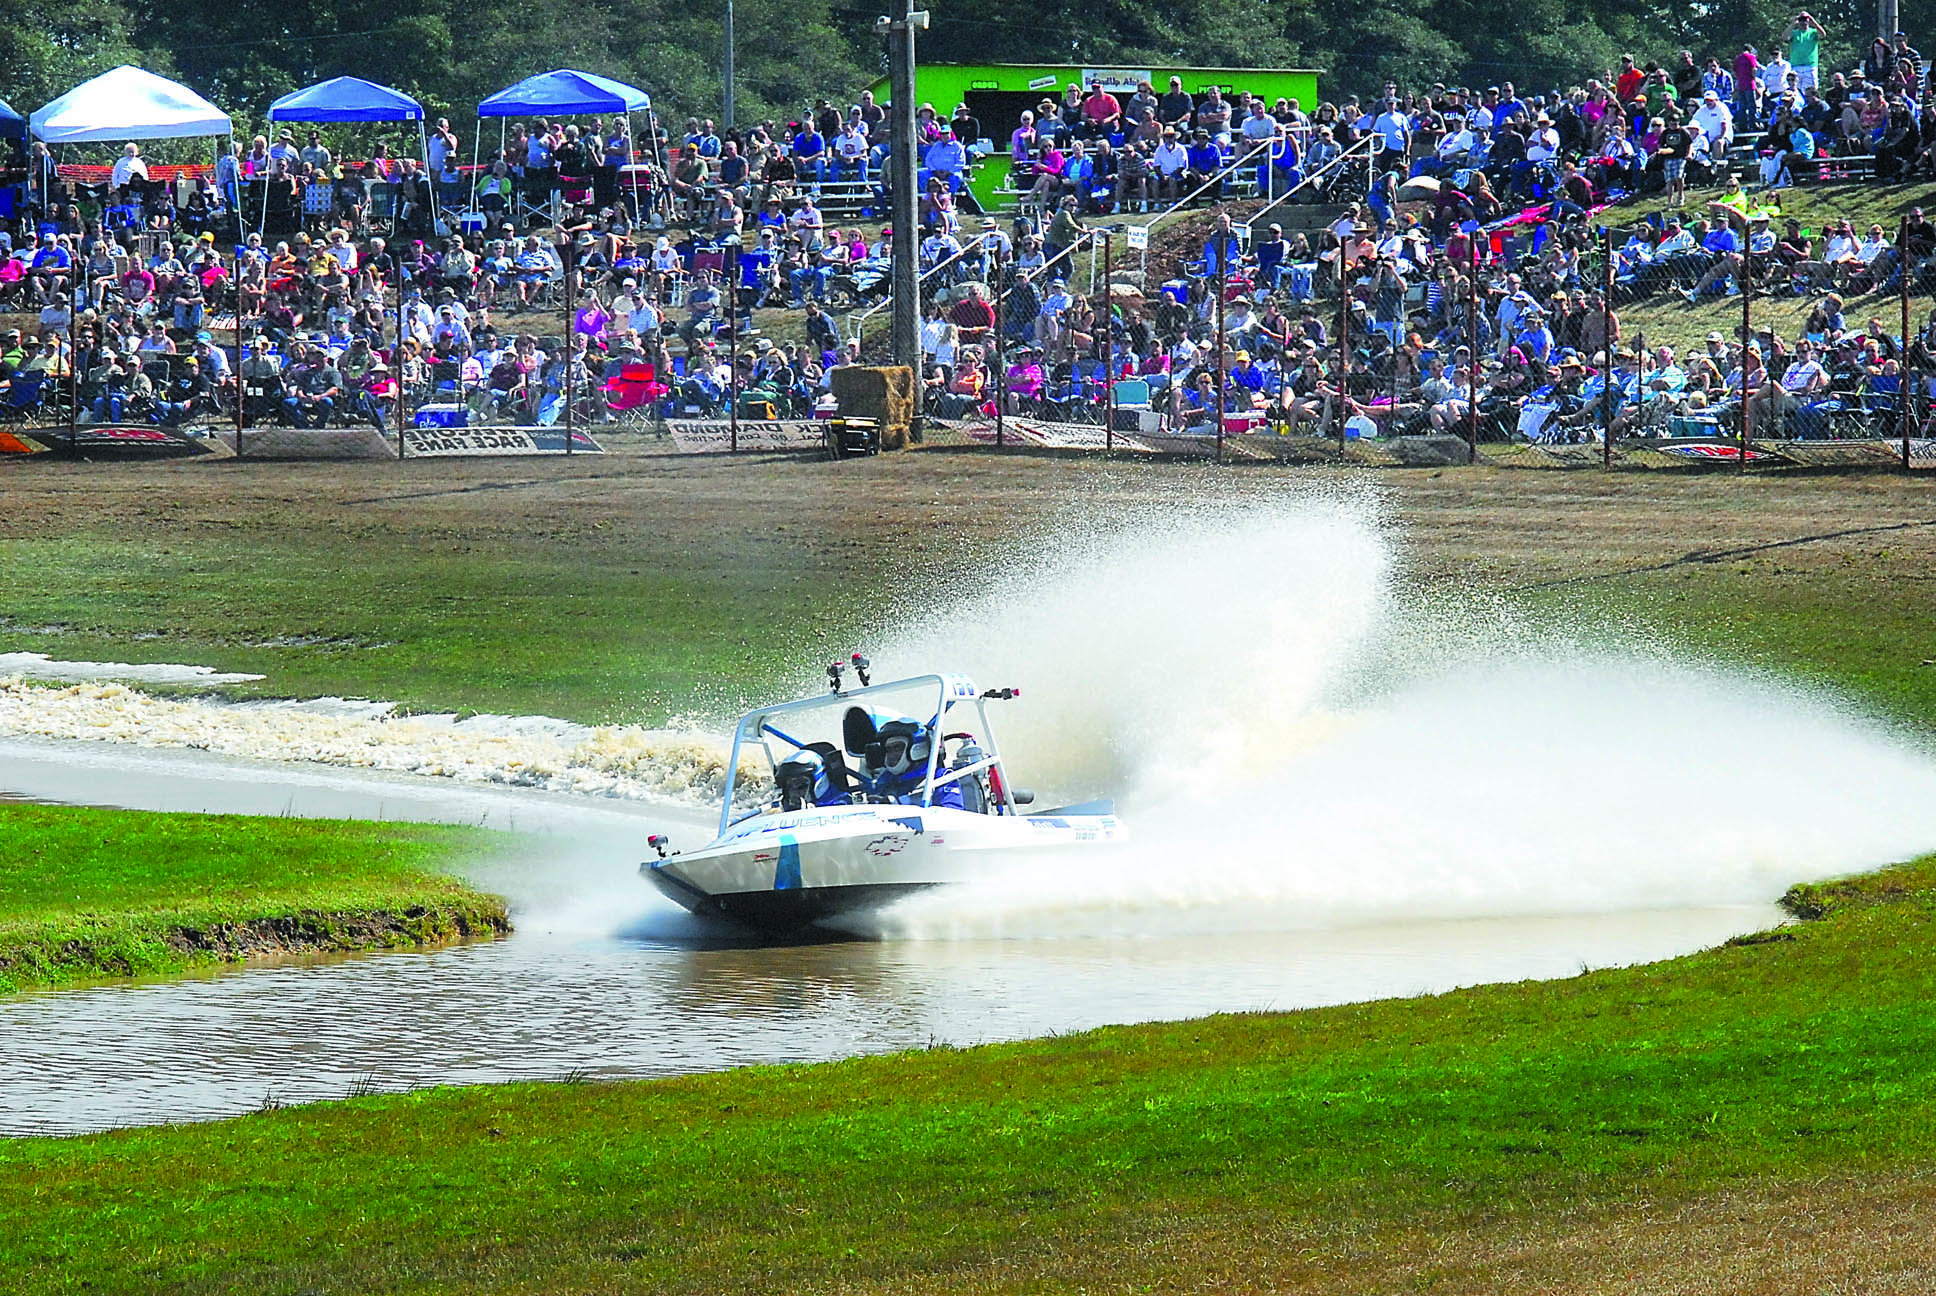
left=2, top=0, right=1880, bottom=137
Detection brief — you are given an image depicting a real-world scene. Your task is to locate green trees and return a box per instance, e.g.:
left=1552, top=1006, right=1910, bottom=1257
left=0, top=0, right=1887, bottom=129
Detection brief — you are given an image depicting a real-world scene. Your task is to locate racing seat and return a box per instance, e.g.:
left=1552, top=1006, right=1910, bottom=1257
left=785, top=741, right=855, bottom=806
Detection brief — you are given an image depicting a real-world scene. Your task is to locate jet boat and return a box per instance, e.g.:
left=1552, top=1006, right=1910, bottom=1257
left=642, top=658, right=1125, bottom=932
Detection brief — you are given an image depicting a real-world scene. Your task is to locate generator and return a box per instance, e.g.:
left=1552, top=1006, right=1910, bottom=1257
left=824, top=416, right=879, bottom=459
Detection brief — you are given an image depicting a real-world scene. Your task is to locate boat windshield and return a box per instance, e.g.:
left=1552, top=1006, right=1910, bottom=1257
left=722, top=675, right=994, bottom=828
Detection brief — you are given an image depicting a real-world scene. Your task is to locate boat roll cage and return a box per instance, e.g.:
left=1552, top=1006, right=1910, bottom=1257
left=722, top=673, right=1019, bottom=832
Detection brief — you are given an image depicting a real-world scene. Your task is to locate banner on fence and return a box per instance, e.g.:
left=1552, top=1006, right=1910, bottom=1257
left=665, top=420, right=826, bottom=453
left=1658, top=441, right=1778, bottom=464
left=22, top=425, right=224, bottom=459
left=401, top=427, right=603, bottom=457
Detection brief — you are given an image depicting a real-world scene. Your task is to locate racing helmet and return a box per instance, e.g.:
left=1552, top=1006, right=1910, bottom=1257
left=844, top=707, right=933, bottom=782
left=870, top=717, right=931, bottom=777
left=774, top=749, right=832, bottom=811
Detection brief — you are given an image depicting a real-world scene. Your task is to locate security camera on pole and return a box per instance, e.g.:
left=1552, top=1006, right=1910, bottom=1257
left=878, top=4, right=929, bottom=431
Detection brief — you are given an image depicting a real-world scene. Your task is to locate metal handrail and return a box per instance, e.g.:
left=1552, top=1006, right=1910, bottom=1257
left=1136, top=135, right=1280, bottom=231
left=1243, top=132, right=1381, bottom=232
left=846, top=229, right=1000, bottom=339
left=846, top=135, right=1285, bottom=341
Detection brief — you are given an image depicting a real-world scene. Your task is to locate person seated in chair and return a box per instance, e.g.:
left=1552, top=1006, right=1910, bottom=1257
left=773, top=748, right=853, bottom=811
left=843, top=709, right=964, bottom=808
left=281, top=343, right=342, bottom=428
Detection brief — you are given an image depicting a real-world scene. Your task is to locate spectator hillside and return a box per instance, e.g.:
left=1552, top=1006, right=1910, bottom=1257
left=3, top=17, right=1934, bottom=453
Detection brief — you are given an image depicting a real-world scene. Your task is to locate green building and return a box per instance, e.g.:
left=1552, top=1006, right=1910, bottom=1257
left=865, top=62, right=1322, bottom=211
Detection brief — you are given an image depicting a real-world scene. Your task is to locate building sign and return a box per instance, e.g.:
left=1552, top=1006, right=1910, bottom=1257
left=1027, top=75, right=1059, bottom=91
left=1081, top=68, right=1152, bottom=92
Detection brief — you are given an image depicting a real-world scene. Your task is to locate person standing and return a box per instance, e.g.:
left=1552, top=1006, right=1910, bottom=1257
left=1733, top=44, right=1762, bottom=130
left=1783, top=12, right=1825, bottom=93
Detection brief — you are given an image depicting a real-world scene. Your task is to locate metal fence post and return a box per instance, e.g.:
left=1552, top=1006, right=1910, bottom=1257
left=993, top=265, right=1005, bottom=449
left=65, top=304, right=77, bottom=453
left=1336, top=257, right=1349, bottom=450
left=395, top=269, right=407, bottom=457
left=563, top=243, right=576, bottom=456
left=727, top=245, right=739, bottom=454
left=1739, top=238, right=1753, bottom=470
left=231, top=244, right=244, bottom=457
left=1214, top=256, right=1226, bottom=464
left=1902, top=216, right=1913, bottom=471
left=1601, top=227, right=1613, bottom=468
left=1103, top=232, right=1114, bottom=452
left=1466, top=236, right=1478, bottom=463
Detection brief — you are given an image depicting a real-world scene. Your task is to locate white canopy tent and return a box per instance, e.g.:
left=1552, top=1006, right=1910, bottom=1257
left=31, top=65, right=234, bottom=243
left=30, top=65, right=230, bottom=143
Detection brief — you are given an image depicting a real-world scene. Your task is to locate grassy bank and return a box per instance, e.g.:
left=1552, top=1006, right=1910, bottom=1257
left=0, top=803, right=507, bottom=992
left=1608, top=179, right=1933, bottom=357
left=0, top=528, right=845, bottom=726
left=0, top=458, right=1930, bottom=730
left=1, top=855, right=1931, bottom=1292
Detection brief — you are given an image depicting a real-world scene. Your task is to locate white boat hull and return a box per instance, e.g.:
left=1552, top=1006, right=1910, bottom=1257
left=645, top=802, right=1125, bottom=931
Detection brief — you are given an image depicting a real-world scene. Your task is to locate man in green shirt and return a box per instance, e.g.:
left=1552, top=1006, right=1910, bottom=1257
left=1784, top=12, right=1825, bottom=92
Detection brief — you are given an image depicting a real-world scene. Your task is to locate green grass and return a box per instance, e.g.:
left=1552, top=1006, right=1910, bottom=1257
left=0, top=803, right=507, bottom=991
left=1, top=854, right=1932, bottom=1292
left=0, top=530, right=853, bottom=726
left=1523, top=549, right=1936, bottom=728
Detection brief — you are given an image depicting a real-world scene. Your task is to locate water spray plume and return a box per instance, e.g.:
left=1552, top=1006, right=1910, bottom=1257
left=866, top=492, right=1936, bottom=938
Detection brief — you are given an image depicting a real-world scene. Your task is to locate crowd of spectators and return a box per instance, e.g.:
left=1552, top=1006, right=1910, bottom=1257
left=4, top=18, right=1936, bottom=441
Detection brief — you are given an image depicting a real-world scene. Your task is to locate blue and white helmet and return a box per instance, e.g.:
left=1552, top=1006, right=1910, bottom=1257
left=845, top=706, right=931, bottom=779
left=775, top=749, right=832, bottom=810
left=872, top=717, right=932, bottom=776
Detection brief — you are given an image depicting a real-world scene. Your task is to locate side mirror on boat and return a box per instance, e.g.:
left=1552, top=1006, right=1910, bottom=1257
left=647, top=834, right=670, bottom=859
left=1011, top=789, right=1035, bottom=806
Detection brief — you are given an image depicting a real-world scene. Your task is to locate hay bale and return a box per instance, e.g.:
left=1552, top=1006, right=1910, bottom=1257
left=831, top=365, right=914, bottom=449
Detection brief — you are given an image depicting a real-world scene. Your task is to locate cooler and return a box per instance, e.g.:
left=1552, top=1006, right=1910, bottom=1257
left=413, top=403, right=467, bottom=428
left=1667, top=416, right=1720, bottom=438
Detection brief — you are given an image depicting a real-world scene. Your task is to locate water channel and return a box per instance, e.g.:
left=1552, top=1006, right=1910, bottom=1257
left=0, top=734, right=1780, bottom=1136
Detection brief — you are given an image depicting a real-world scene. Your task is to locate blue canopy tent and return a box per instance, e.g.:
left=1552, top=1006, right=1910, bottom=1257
left=268, top=76, right=424, bottom=125
left=263, top=76, right=428, bottom=235
left=0, top=99, right=23, bottom=220
left=471, top=69, right=658, bottom=214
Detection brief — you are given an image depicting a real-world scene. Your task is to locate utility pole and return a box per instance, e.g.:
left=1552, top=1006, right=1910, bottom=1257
left=882, top=3, right=927, bottom=431
left=723, top=0, right=736, bottom=129
left=1881, top=0, right=1899, bottom=42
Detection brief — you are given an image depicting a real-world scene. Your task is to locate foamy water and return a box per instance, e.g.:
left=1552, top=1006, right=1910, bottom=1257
left=0, top=651, right=266, bottom=686
left=0, top=680, right=739, bottom=806
left=857, top=492, right=1936, bottom=938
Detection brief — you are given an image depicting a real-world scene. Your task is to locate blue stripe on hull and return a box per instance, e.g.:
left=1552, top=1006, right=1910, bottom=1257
left=773, top=835, right=802, bottom=891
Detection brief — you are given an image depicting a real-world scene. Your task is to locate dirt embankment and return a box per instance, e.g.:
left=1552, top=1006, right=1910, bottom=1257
left=0, top=898, right=511, bottom=992
left=161, top=901, right=511, bottom=959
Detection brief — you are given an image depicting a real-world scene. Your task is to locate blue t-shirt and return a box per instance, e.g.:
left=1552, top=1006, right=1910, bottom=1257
left=737, top=247, right=772, bottom=289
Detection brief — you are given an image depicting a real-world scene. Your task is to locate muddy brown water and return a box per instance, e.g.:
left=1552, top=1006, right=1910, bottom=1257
left=0, top=736, right=1777, bottom=1137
